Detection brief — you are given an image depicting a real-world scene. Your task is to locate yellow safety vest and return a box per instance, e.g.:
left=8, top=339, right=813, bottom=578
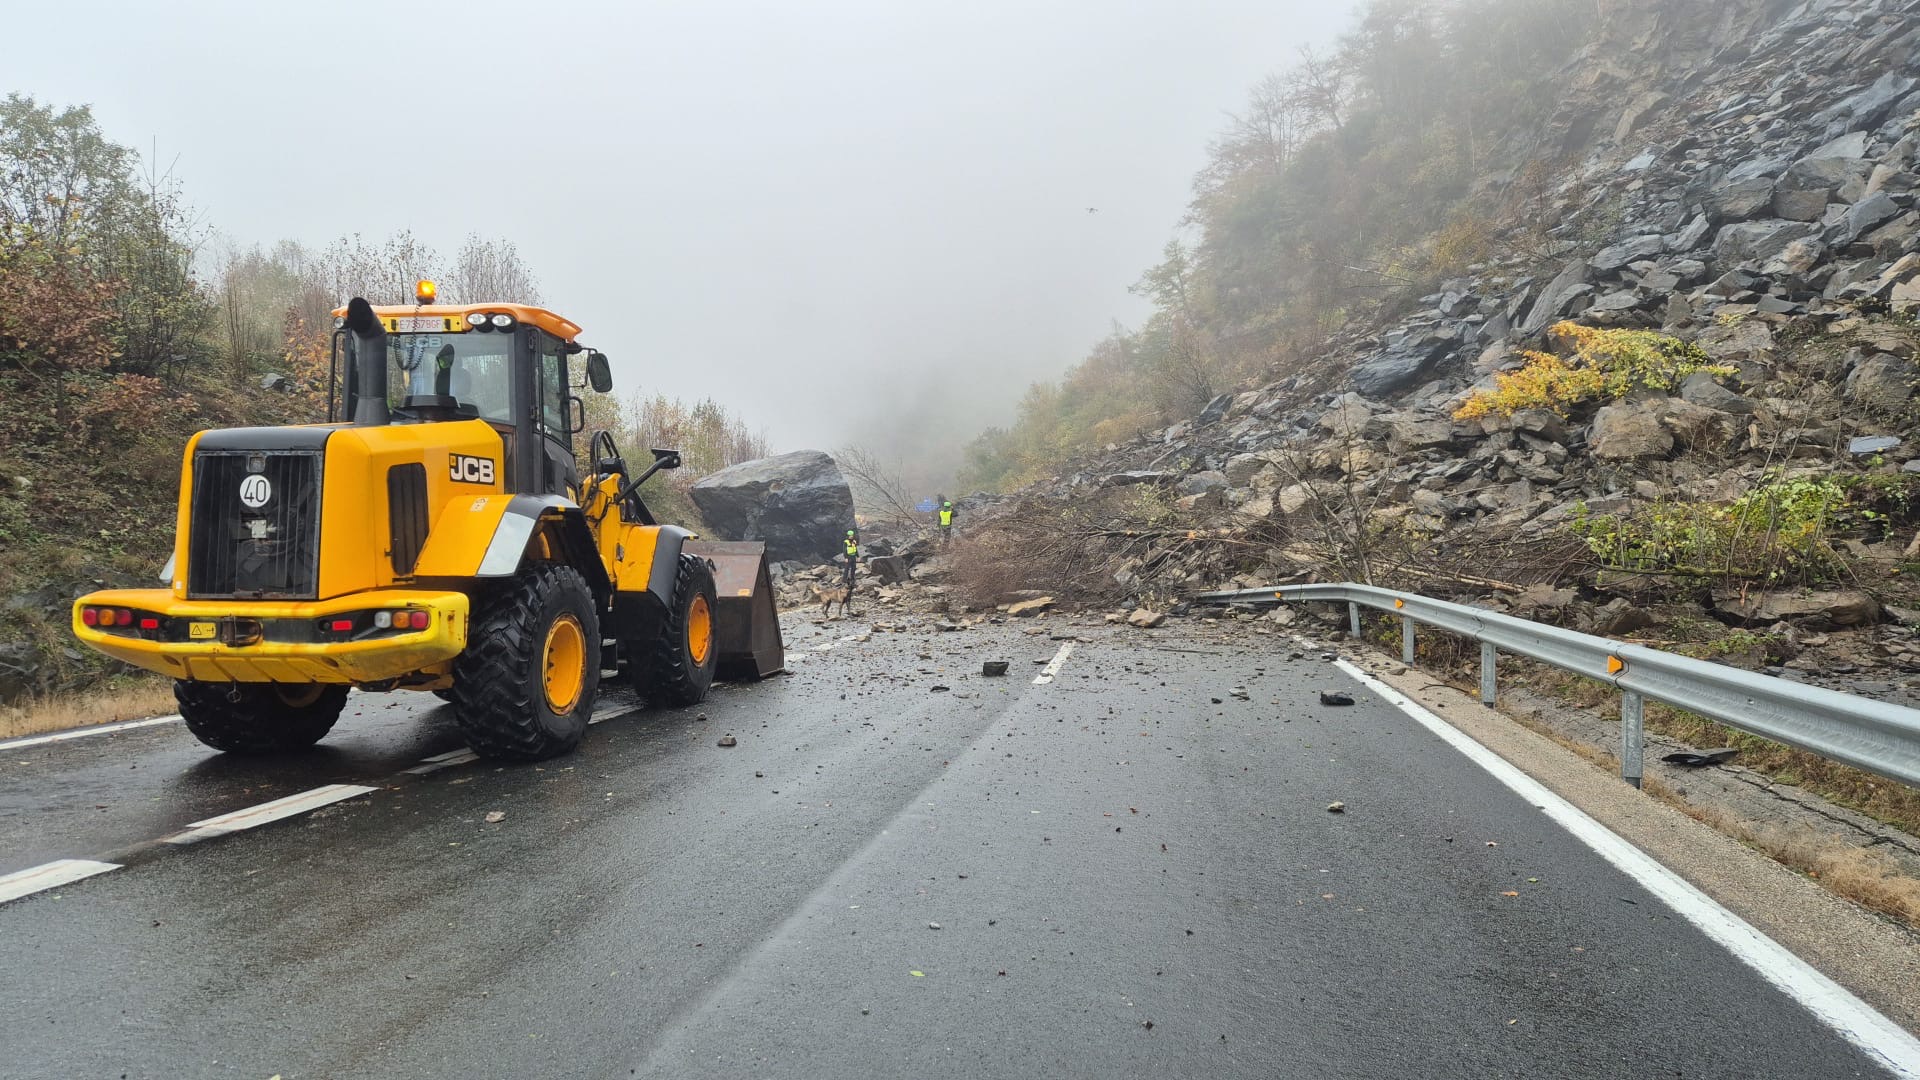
left=844, top=538, right=859, bottom=558
left=938, top=507, right=953, bottom=526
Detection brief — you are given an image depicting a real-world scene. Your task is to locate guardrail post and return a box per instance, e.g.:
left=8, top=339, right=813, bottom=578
left=1621, top=690, right=1645, bottom=789
left=1401, top=617, right=1415, bottom=663
left=1348, top=602, right=1361, bottom=638
left=1480, top=642, right=1496, bottom=705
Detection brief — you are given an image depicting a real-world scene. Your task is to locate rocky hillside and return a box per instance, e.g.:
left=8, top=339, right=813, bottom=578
left=957, top=0, right=1920, bottom=705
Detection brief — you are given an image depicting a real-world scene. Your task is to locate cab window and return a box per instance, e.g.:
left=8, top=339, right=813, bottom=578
left=383, top=333, right=513, bottom=424
left=537, top=340, right=567, bottom=437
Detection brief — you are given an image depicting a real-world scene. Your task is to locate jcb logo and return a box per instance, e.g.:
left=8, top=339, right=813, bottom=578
left=449, top=454, right=496, bottom=484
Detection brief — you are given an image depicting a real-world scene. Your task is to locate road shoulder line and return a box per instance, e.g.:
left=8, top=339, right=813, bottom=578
left=0, top=714, right=182, bottom=752
left=1338, top=658, right=1920, bottom=1078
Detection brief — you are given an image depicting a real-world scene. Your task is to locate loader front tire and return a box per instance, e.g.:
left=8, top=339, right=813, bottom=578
left=175, top=681, right=348, bottom=754
left=634, top=554, right=717, bottom=708
left=452, top=563, right=600, bottom=761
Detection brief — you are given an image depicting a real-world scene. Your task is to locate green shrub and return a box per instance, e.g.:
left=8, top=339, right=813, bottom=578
left=1569, top=473, right=1915, bottom=584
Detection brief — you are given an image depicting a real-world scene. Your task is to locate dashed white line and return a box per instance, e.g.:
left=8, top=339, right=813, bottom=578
left=587, top=704, right=630, bottom=726
left=0, top=859, right=121, bottom=906
left=403, top=748, right=480, bottom=775
left=1337, top=658, right=1920, bottom=1079
left=164, top=784, right=376, bottom=845
left=1032, top=641, right=1076, bottom=685
left=0, top=714, right=182, bottom=752
left=812, top=633, right=866, bottom=653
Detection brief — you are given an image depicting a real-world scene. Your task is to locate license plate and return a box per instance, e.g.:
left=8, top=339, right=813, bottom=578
left=388, top=316, right=460, bottom=332
left=188, top=622, right=216, bottom=640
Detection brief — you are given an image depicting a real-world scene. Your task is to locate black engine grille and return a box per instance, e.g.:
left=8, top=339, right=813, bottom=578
left=187, top=451, right=324, bottom=599
left=387, top=463, right=428, bottom=576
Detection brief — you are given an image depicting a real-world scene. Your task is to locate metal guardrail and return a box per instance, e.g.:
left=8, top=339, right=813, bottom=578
left=1195, top=582, right=1920, bottom=790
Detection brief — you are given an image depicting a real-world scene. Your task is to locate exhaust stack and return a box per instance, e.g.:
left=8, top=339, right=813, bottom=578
left=344, top=297, right=389, bottom=426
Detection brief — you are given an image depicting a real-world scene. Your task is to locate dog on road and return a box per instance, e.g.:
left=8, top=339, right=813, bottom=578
left=812, top=584, right=853, bottom=619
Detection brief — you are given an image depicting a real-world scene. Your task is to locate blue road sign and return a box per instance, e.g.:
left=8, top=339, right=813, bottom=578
left=915, top=498, right=937, bottom=512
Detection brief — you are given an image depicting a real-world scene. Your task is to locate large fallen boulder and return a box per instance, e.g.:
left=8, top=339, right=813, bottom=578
left=867, top=555, right=911, bottom=585
left=1711, top=588, right=1879, bottom=628
left=689, top=450, right=855, bottom=563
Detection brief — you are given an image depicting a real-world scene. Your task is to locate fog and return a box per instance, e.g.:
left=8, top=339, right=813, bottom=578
left=12, top=0, right=1357, bottom=475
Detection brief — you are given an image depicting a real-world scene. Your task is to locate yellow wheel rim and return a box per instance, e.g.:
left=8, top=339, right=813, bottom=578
left=687, top=593, right=713, bottom=666
left=542, top=614, right=587, bottom=714
left=275, top=684, right=325, bottom=708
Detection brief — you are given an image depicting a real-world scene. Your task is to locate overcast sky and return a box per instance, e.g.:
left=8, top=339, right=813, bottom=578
left=13, top=0, right=1358, bottom=471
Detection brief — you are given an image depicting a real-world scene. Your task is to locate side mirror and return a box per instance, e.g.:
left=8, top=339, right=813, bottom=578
left=651, top=447, right=682, bottom=470
left=586, top=350, right=613, bottom=394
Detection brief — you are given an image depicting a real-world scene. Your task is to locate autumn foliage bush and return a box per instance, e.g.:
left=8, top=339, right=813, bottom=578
left=1454, top=321, right=1732, bottom=420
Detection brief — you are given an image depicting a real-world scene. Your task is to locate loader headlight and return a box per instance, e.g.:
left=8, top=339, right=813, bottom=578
left=489, top=313, right=514, bottom=330
left=466, top=312, right=490, bottom=330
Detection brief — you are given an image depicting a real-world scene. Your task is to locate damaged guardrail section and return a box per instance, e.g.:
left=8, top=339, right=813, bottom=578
left=1195, top=583, right=1920, bottom=791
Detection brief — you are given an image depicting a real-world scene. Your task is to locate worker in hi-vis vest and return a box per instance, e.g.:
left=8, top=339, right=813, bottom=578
left=937, top=497, right=955, bottom=545
left=842, top=529, right=859, bottom=588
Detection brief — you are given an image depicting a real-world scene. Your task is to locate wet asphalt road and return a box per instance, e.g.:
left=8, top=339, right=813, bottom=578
left=0, top=615, right=1896, bottom=1079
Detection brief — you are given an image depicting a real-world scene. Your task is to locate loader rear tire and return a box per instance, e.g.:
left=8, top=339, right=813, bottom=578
left=452, top=563, right=600, bottom=761
left=634, top=554, right=717, bottom=708
left=175, top=681, right=348, bottom=754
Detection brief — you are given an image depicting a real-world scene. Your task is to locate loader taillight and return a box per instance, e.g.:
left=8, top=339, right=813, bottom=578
left=328, top=619, right=354, bottom=633
left=84, top=606, right=154, bottom=635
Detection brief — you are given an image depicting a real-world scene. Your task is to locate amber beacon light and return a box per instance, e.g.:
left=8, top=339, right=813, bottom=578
left=415, top=279, right=437, bottom=304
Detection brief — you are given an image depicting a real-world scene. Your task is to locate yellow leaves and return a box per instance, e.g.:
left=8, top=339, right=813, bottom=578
left=1453, top=321, right=1732, bottom=420
left=1454, top=349, right=1605, bottom=420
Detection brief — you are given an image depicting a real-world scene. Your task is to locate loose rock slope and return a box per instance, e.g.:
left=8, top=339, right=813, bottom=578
left=961, top=0, right=1920, bottom=706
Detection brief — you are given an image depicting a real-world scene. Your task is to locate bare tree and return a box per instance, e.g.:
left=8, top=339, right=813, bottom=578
left=836, top=445, right=927, bottom=527
left=445, top=234, right=542, bottom=305
left=1286, top=47, right=1350, bottom=132
left=313, top=231, right=441, bottom=305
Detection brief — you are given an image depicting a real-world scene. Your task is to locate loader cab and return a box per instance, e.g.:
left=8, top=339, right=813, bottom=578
left=330, top=292, right=609, bottom=500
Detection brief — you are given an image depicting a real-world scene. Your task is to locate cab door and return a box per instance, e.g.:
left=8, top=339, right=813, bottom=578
left=532, top=332, right=579, bottom=497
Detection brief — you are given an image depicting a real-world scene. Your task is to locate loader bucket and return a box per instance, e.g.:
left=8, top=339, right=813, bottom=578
left=685, top=540, right=786, bottom=679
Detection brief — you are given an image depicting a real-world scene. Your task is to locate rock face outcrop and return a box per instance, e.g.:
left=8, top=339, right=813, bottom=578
left=689, top=451, right=855, bottom=564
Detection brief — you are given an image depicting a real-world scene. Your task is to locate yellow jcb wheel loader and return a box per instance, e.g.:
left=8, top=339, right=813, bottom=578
left=71, top=284, right=784, bottom=760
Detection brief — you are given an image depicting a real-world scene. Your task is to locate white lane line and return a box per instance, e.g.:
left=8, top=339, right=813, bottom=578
left=407, top=704, right=627, bottom=772
left=1337, top=659, right=1920, bottom=1079
left=403, top=748, right=479, bottom=775
left=588, top=704, right=630, bottom=726
left=0, top=859, right=121, bottom=906
left=812, top=633, right=866, bottom=653
left=164, top=784, right=376, bottom=845
left=0, top=714, right=182, bottom=752
left=1032, top=641, right=1076, bottom=685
